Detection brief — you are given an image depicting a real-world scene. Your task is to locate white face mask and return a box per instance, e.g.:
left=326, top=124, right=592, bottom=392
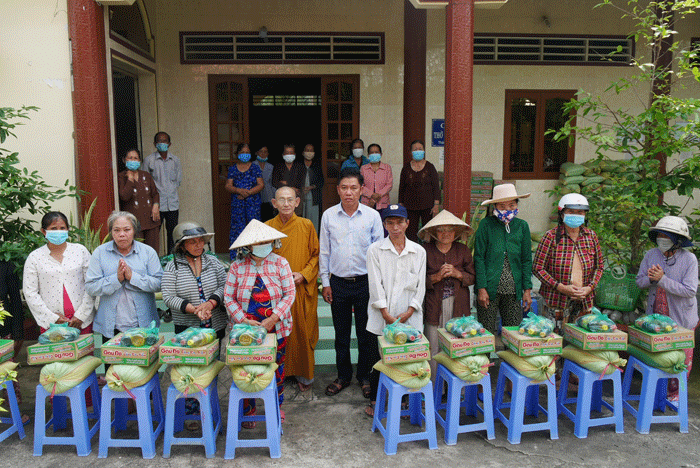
left=251, top=243, right=273, bottom=258
left=283, top=154, right=296, bottom=163
left=352, top=148, right=364, bottom=158
left=657, top=237, right=674, bottom=253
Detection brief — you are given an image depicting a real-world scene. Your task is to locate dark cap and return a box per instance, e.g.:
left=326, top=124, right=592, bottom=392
left=382, top=204, right=408, bottom=220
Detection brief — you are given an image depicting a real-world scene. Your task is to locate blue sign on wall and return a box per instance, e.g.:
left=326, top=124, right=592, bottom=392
left=432, top=119, right=445, bottom=147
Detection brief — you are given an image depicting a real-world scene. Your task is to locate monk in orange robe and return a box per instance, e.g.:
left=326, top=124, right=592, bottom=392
left=266, top=186, right=320, bottom=391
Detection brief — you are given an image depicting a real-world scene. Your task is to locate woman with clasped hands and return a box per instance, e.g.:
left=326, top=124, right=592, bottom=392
left=86, top=211, right=163, bottom=341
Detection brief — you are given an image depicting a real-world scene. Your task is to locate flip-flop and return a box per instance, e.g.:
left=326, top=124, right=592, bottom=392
left=364, top=402, right=375, bottom=418
left=22, top=414, right=31, bottom=425
left=360, top=381, right=371, bottom=399
left=280, top=410, right=285, bottom=423
left=325, top=378, right=350, bottom=396
left=185, top=420, right=200, bottom=432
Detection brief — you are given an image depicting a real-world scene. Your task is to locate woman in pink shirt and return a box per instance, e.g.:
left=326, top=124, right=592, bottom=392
left=360, top=143, right=393, bottom=212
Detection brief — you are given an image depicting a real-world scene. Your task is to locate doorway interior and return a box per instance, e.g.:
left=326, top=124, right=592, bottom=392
left=248, top=77, right=322, bottom=166
left=209, top=74, right=359, bottom=253
left=112, top=68, right=142, bottom=170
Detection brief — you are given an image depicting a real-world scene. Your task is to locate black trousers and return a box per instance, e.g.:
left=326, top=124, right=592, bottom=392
left=160, top=210, right=179, bottom=255
left=330, top=274, right=373, bottom=383
left=368, top=335, right=382, bottom=401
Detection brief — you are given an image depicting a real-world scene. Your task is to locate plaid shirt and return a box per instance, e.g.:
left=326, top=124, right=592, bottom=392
left=533, top=226, right=604, bottom=310
left=224, top=253, right=296, bottom=338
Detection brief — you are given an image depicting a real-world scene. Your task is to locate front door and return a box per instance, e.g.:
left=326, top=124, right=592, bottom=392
left=321, top=75, right=360, bottom=211
left=208, top=76, right=249, bottom=253
left=208, top=74, right=359, bottom=253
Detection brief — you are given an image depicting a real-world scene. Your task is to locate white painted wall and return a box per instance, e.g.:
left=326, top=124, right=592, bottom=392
left=0, top=0, right=79, bottom=223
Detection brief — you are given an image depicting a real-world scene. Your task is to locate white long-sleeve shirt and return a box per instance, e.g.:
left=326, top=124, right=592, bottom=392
left=23, top=243, right=95, bottom=330
left=365, top=236, right=426, bottom=335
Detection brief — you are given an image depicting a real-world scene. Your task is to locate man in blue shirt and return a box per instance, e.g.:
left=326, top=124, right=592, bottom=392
left=320, top=168, right=383, bottom=397
left=144, top=131, right=182, bottom=254
left=340, top=138, right=369, bottom=171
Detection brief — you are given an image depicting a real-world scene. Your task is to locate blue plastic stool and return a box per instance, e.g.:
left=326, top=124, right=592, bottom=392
left=557, top=359, right=624, bottom=438
left=433, top=364, right=495, bottom=444
left=33, top=371, right=100, bottom=456
left=622, top=356, right=688, bottom=434
left=493, top=361, right=558, bottom=444
left=0, top=379, right=26, bottom=442
left=98, top=373, right=164, bottom=458
left=371, top=372, right=438, bottom=455
left=163, top=377, right=222, bottom=458
left=225, top=379, right=281, bottom=459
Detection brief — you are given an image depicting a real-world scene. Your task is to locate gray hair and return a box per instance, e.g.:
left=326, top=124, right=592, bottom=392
left=107, top=210, right=140, bottom=233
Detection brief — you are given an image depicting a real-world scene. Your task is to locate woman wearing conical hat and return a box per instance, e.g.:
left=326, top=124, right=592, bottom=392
left=418, top=210, right=475, bottom=378
left=224, top=219, right=296, bottom=426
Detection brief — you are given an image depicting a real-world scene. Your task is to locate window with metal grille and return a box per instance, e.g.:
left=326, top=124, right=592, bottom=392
left=503, top=90, right=577, bottom=180
left=180, top=32, right=384, bottom=64
left=690, top=38, right=700, bottom=66
left=475, top=35, right=633, bottom=65
left=252, top=95, right=321, bottom=106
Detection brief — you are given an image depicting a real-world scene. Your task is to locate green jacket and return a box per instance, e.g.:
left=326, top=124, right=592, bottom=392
left=473, top=215, right=533, bottom=300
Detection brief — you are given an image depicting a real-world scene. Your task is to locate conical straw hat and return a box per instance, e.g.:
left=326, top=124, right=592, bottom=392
left=418, top=209, right=471, bottom=242
left=229, top=219, right=287, bottom=250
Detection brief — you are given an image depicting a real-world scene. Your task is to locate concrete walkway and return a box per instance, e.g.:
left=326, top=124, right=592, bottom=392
left=3, top=345, right=699, bottom=468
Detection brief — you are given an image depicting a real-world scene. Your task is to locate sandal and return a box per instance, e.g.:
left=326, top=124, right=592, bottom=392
left=360, top=380, right=371, bottom=399
left=364, top=402, right=375, bottom=418
left=242, top=408, right=256, bottom=429
left=185, top=420, right=200, bottom=432
left=401, top=401, right=410, bottom=420
left=325, top=378, right=350, bottom=396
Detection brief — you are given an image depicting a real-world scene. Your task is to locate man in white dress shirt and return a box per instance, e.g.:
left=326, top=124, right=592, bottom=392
left=319, top=168, right=383, bottom=398
left=364, top=204, right=426, bottom=416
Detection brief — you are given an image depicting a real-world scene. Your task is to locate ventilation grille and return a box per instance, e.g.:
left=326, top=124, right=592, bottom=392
left=181, top=32, right=384, bottom=64
left=474, top=35, right=633, bottom=65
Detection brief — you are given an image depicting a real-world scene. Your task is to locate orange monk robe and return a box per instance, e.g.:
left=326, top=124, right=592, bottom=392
left=266, top=214, right=319, bottom=381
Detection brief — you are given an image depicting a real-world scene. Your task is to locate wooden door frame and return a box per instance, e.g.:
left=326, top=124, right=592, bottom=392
left=208, top=73, right=360, bottom=251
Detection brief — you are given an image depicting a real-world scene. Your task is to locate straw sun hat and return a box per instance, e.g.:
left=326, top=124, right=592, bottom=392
left=417, top=209, right=472, bottom=242
left=480, top=183, right=530, bottom=206
left=229, top=219, right=287, bottom=250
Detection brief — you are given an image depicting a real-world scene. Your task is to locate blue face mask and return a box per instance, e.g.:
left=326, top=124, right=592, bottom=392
left=156, top=142, right=169, bottom=152
left=45, top=230, right=69, bottom=245
left=563, top=214, right=585, bottom=228
left=238, top=153, right=252, bottom=163
left=494, top=208, right=518, bottom=224
left=368, top=153, right=381, bottom=163
left=251, top=243, right=273, bottom=258
left=412, top=150, right=425, bottom=161
left=125, top=160, right=141, bottom=171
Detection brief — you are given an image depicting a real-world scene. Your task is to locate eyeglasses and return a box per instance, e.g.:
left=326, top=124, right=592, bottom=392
left=275, top=197, right=297, bottom=205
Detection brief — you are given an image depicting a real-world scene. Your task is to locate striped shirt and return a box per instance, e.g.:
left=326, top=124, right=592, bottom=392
left=162, top=254, right=228, bottom=331
left=533, top=225, right=604, bottom=310
left=224, top=253, right=296, bottom=338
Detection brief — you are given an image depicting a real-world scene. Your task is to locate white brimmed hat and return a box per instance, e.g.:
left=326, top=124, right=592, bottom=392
left=229, top=219, right=287, bottom=250
left=481, top=183, right=530, bottom=206
left=417, top=209, right=472, bottom=242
